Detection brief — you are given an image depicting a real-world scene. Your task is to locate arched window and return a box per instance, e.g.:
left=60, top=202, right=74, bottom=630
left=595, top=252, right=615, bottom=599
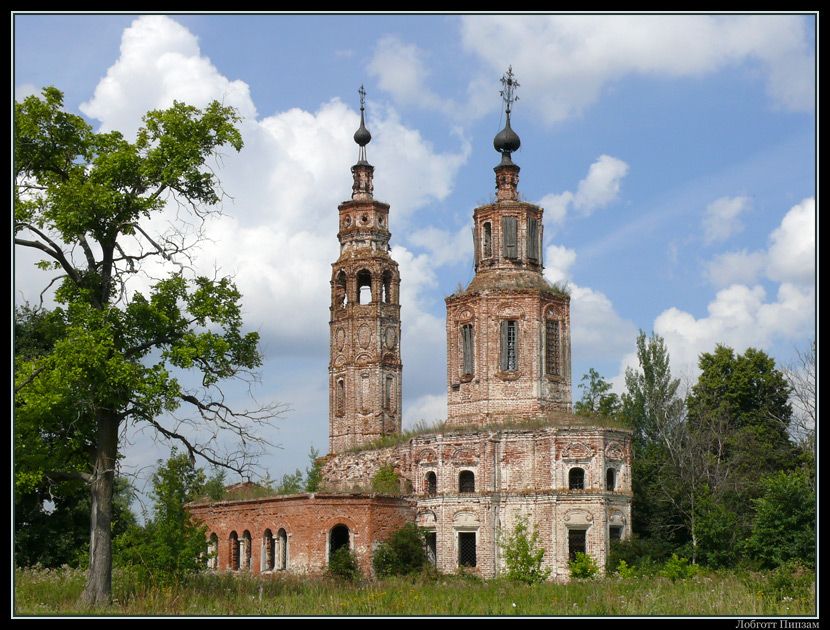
left=502, top=216, right=518, bottom=258
left=277, top=528, right=288, bottom=570
left=568, top=529, right=586, bottom=562
left=329, top=524, right=351, bottom=562
left=606, top=468, right=616, bottom=491
left=459, top=470, right=475, bottom=493
left=229, top=531, right=240, bottom=571
left=569, top=467, right=585, bottom=490
left=241, top=530, right=252, bottom=571
left=356, top=269, right=372, bottom=304
left=335, top=270, right=347, bottom=308
left=263, top=529, right=275, bottom=571
left=545, top=319, right=560, bottom=376
left=207, top=533, right=219, bottom=569
left=384, top=375, right=394, bottom=411
left=482, top=222, right=492, bottom=258
left=527, top=218, right=539, bottom=262
left=461, top=324, right=474, bottom=376
left=426, top=471, right=437, bottom=496
left=500, top=320, right=518, bottom=372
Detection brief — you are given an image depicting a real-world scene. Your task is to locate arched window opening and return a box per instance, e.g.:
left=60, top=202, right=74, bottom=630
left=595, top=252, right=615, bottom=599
left=329, top=524, right=351, bottom=562
left=241, top=530, right=252, bottom=571
left=426, top=471, right=437, bottom=496
left=229, top=531, right=240, bottom=571
left=356, top=270, right=372, bottom=304
left=207, top=533, right=219, bottom=569
left=335, top=270, right=347, bottom=308
left=384, top=375, right=394, bottom=411
left=527, top=218, right=539, bottom=262
left=461, top=324, right=474, bottom=376
left=263, top=529, right=275, bottom=571
left=569, top=467, right=585, bottom=490
left=500, top=320, right=518, bottom=372
left=545, top=319, right=560, bottom=376
left=277, top=528, right=288, bottom=570
left=459, top=470, right=476, bottom=493
left=606, top=468, right=616, bottom=491
left=502, top=216, right=518, bottom=258
left=482, top=222, right=492, bottom=258
left=609, top=526, right=623, bottom=542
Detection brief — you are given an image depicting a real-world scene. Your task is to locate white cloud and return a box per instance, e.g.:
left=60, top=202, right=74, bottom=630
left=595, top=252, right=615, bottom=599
left=766, top=197, right=815, bottom=285
left=408, top=225, right=473, bottom=267
left=80, top=15, right=257, bottom=138
left=543, top=244, right=576, bottom=284
left=654, top=282, right=814, bottom=382
left=704, top=249, right=766, bottom=287
left=573, top=155, right=630, bottom=216
left=570, top=284, right=639, bottom=364
left=460, top=15, right=814, bottom=124
left=368, top=36, right=446, bottom=112
left=702, top=195, right=751, bottom=244
left=538, top=155, right=628, bottom=225
left=14, top=83, right=39, bottom=100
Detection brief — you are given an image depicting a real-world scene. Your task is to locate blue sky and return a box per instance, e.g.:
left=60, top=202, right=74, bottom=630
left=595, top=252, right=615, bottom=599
left=14, top=13, right=816, bottom=505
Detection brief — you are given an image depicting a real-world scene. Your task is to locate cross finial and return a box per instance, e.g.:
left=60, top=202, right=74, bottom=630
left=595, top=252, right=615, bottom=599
left=358, top=84, right=367, bottom=112
left=499, top=66, right=520, bottom=116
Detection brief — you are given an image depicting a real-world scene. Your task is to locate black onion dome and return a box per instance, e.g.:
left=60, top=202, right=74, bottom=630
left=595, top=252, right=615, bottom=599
left=494, top=117, right=521, bottom=154
left=354, top=111, right=372, bottom=147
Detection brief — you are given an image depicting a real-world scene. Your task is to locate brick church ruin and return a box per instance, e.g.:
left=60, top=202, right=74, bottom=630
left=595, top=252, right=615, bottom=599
left=189, top=71, right=632, bottom=580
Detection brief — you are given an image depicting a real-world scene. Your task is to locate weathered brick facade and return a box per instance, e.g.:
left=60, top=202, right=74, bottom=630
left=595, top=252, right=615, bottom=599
left=189, top=87, right=632, bottom=581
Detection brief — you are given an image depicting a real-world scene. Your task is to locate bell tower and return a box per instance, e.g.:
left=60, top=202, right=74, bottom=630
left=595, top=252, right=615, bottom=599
left=329, top=87, right=403, bottom=454
left=445, top=68, right=572, bottom=426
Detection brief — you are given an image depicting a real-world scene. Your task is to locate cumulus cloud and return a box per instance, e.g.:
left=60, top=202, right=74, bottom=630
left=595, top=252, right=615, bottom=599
left=702, top=195, right=751, bottom=244
left=404, top=393, right=448, bottom=427
left=68, top=15, right=469, bottom=358
left=368, top=36, right=446, bottom=112
left=460, top=15, right=814, bottom=124
left=704, top=249, right=766, bottom=287
left=538, top=155, right=629, bottom=226
left=766, top=197, right=815, bottom=285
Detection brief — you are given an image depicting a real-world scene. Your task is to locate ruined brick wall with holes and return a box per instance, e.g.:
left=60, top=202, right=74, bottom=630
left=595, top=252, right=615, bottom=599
left=188, top=494, right=415, bottom=577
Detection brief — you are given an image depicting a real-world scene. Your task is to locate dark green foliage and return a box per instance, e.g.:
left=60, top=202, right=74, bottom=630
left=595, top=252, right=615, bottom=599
left=746, top=469, right=816, bottom=568
left=114, top=451, right=209, bottom=584
left=274, top=469, right=304, bottom=494
left=693, top=488, right=739, bottom=568
left=568, top=552, right=599, bottom=579
left=498, top=518, right=551, bottom=584
left=371, top=464, right=401, bottom=495
left=372, top=524, right=429, bottom=578
left=574, top=368, right=620, bottom=417
left=607, top=536, right=674, bottom=575
left=201, top=469, right=227, bottom=501
left=305, top=447, right=323, bottom=492
left=329, top=546, right=360, bottom=581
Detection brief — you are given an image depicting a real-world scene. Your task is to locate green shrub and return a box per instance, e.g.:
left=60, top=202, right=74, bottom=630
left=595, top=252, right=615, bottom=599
left=608, top=536, right=673, bottom=574
left=499, top=518, right=551, bottom=584
left=372, top=523, right=428, bottom=578
left=371, top=465, right=401, bottom=495
left=328, top=546, right=360, bottom=581
left=757, top=560, right=815, bottom=602
left=615, top=560, right=637, bottom=578
left=569, top=552, right=599, bottom=579
left=660, top=553, right=699, bottom=581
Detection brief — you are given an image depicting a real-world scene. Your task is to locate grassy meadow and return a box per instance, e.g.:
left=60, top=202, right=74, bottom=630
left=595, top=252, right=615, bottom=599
left=14, top=565, right=815, bottom=617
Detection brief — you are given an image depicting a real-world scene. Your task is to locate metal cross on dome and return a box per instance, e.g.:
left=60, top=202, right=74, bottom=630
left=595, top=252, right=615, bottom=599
left=500, top=66, right=520, bottom=115
left=358, top=84, right=367, bottom=112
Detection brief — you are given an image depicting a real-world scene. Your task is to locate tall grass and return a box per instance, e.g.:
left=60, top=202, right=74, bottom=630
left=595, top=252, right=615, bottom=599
left=14, top=566, right=815, bottom=616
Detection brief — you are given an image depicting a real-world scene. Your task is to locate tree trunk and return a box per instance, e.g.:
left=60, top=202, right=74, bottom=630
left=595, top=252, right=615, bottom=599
left=80, top=413, right=119, bottom=607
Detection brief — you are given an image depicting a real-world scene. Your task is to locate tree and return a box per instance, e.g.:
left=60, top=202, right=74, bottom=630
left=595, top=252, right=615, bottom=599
left=115, top=451, right=209, bottom=583
left=372, top=523, right=429, bottom=578
left=14, top=87, right=285, bottom=605
left=745, top=469, right=816, bottom=568
left=305, top=446, right=323, bottom=493
left=574, top=368, right=620, bottom=417
left=498, top=518, right=550, bottom=584
left=783, top=341, right=816, bottom=465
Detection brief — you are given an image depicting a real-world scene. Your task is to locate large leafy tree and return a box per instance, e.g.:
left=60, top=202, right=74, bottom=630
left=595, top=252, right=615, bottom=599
left=14, top=88, right=284, bottom=606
